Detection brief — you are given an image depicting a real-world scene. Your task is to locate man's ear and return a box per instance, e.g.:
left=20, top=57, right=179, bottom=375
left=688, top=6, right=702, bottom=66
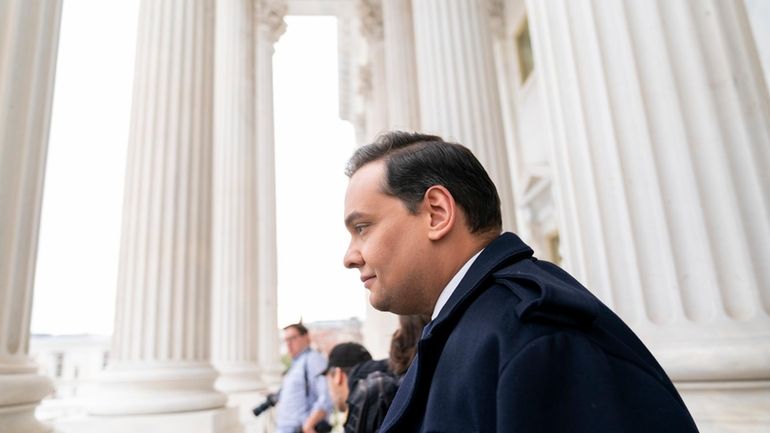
left=423, top=185, right=456, bottom=241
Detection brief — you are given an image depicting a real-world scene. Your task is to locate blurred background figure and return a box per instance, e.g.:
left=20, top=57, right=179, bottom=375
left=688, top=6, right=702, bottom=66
left=322, top=342, right=373, bottom=416
left=324, top=314, right=430, bottom=433
left=388, top=315, right=430, bottom=377
left=274, top=323, right=332, bottom=433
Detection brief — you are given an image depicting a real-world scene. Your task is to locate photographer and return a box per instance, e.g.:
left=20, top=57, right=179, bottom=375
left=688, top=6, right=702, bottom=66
left=323, top=342, right=397, bottom=433
left=274, top=323, right=332, bottom=433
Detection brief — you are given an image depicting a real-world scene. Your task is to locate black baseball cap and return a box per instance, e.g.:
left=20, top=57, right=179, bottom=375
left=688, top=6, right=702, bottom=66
left=321, top=342, right=372, bottom=375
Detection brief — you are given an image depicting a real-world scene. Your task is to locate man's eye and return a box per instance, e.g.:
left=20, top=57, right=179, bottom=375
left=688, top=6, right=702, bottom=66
left=355, top=224, right=368, bottom=235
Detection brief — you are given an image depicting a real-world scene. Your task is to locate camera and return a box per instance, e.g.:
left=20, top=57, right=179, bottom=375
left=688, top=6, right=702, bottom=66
left=252, top=392, right=332, bottom=433
left=252, top=392, right=279, bottom=417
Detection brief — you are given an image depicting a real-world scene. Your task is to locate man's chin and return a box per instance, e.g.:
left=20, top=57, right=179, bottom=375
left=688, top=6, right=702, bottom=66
left=370, top=296, right=418, bottom=315
left=368, top=292, right=392, bottom=313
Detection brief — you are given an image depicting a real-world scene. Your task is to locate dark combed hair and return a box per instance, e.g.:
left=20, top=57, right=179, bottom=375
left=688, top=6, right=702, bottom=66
left=388, top=314, right=431, bottom=376
left=283, top=322, right=308, bottom=335
left=345, top=131, right=502, bottom=234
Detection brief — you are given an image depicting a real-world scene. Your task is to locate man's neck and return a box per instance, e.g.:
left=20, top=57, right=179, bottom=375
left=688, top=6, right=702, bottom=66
left=428, top=231, right=499, bottom=311
left=430, top=248, right=484, bottom=319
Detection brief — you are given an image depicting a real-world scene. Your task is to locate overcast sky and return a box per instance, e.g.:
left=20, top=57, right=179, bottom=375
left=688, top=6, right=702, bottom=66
left=31, top=1, right=364, bottom=336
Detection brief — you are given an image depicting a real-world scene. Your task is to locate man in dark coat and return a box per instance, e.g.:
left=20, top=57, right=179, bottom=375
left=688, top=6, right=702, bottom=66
left=342, top=131, right=699, bottom=433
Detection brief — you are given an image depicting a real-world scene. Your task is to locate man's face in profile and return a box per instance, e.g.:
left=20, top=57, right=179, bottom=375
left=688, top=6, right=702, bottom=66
left=325, top=368, right=348, bottom=411
left=343, top=161, right=432, bottom=314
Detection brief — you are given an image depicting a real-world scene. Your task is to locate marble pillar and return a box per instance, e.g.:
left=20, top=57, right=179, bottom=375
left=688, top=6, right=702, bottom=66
left=0, top=1, right=62, bottom=432
left=357, top=0, right=399, bottom=358
left=358, top=0, right=389, bottom=140
left=526, top=0, right=770, bottom=430
left=411, top=0, right=517, bottom=231
left=88, top=0, right=230, bottom=421
left=382, top=0, right=421, bottom=131
left=211, top=0, right=263, bottom=394
left=255, top=0, right=287, bottom=386
left=486, top=0, right=534, bottom=245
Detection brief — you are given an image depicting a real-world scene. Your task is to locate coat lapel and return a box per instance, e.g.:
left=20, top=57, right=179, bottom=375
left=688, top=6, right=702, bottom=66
left=379, top=350, right=420, bottom=432
left=428, top=233, right=533, bottom=337
left=380, top=233, right=534, bottom=432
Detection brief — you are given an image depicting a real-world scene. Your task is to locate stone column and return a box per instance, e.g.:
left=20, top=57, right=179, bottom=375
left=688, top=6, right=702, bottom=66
left=211, top=0, right=263, bottom=394
left=358, top=0, right=400, bottom=358
left=411, top=0, right=517, bottom=231
left=255, top=0, right=286, bottom=386
left=744, top=0, right=770, bottom=88
left=88, top=0, right=230, bottom=421
left=0, top=2, right=62, bottom=432
left=486, top=0, right=535, bottom=244
left=359, top=0, right=389, bottom=140
left=361, top=303, right=398, bottom=360
left=526, top=0, right=770, bottom=430
left=382, top=0, right=420, bottom=130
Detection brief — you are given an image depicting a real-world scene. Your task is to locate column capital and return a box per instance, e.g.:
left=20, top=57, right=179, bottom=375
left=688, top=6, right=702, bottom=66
left=256, top=0, right=287, bottom=43
left=358, top=0, right=384, bottom=43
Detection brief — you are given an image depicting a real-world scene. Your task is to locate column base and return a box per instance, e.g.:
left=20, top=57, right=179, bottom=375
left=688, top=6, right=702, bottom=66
left=0, top=402, right=53, bottom=433
left=85, top=364, right=226, bottom=415
left=259, top=367, right=283, bottom=388
left=0, top=372, right=54, bottom=433
left=677, top=380, right=770, bottom=433
left=226, top=391, right=277, bottom=433
left=53, top=407, right=242, bottom=433
left=214, top=364, right=263, bottom=393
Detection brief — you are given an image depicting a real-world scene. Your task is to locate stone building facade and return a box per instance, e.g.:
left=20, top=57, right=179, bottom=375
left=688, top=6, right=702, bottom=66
left=1, top=0, right=768, bottom=432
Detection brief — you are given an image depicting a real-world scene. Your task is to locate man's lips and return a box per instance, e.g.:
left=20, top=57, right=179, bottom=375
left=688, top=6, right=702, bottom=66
left=361, top=275, right=375, bottom=289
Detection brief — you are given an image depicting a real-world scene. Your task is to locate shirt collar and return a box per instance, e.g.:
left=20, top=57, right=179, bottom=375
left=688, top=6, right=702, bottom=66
left=431, top=249, right=484, bottom=320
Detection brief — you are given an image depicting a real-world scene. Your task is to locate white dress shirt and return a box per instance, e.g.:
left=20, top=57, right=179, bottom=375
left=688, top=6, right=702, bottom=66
left=431, top=249, right=484, bottom=320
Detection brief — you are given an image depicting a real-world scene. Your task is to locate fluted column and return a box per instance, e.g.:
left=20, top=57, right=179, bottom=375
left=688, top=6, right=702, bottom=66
left=358, top=0, right=400, bottom=358
left=255, top=0, right=286, bottom=385
left=411, top=0, right=516, bottom=231
left=0, top=2, right=61, bottom=432
left=89, top=0, right=226, bottom=415
left=211, top=0, right=263, bottom=394
left=527, top=0, right=770, bottom=430
left=382, top=0, right=420, bottom=130
left=359, top=0, right=389, bottom=140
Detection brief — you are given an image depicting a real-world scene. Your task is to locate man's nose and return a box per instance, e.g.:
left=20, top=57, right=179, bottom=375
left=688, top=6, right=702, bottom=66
left=343, top=244, right=363, bottom=269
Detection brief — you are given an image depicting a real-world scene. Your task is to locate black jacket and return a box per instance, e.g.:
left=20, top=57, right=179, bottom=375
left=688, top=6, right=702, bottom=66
left=345, top=360, right=398, bottom=433
left=379, top=233, right=699, bottom=433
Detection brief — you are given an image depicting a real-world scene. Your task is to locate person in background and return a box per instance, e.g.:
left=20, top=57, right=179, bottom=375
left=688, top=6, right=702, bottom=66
left=388, top=314, right=430, bottom=377
left=322, top=342, right=373, bottom=419
left=325, top=315, right=429, bottom=433
left=323, top=342, right=397, bottom=433
left=275, top=323, right=332, bottom=433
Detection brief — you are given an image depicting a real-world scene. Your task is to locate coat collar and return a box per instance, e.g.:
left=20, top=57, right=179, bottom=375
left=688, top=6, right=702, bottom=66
left=425, top=232, right=534, bottom=339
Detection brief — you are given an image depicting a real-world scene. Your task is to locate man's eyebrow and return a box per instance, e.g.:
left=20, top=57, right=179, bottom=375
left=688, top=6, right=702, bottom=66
left=344, top=211, right=364, bottom=228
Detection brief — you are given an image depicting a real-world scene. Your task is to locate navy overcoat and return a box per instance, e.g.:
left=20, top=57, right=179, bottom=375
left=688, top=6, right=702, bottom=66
left=378, top=233, right=699, bottom=433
